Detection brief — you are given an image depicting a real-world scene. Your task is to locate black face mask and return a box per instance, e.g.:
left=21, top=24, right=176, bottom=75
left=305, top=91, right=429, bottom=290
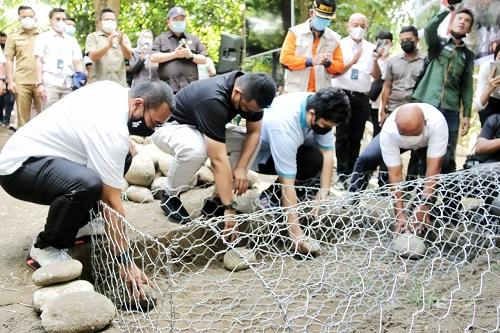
left=401, top=41, right=416, bottom=54
left=0, top=43, right=5, bottom=50
left=311, top=117, right=332, bottom=135
left=128, top=117, right=155, bottom=137
left=451, top=31, right=465, bottom=40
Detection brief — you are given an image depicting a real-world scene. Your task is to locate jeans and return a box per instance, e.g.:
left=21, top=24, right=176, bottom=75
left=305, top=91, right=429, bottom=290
left=370, top=108, right=381, bottom=137
left=0, top=91, right=15, bottom=125
left=335, top=93, right=371, bottom=181
left=0, top=157, right=102, bottom=249
left=439, top=108, right=459, bottom=174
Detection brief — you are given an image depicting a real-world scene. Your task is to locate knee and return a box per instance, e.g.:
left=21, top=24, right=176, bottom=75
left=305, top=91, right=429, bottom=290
left=296, top=146, right=323, bottom=180
left=70, top=171, right=102, bottom=201
left=177, top=144, right=207, bottom=163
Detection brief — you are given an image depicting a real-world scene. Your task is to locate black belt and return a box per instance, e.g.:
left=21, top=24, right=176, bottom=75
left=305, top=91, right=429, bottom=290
left=343, top=89, right=367, bottom=97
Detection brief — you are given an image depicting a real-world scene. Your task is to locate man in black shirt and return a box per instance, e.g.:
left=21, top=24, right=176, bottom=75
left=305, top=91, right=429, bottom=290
left=476, top=114, right=500, bottom=163
left=152, top=71, right=275, bottom=236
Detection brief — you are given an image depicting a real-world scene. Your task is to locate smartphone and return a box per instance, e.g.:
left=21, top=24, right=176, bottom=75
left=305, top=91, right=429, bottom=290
left=495, top=60, right=500, bottom=76
left=179, top=38, right=188, bottom=48
left=374, top=40, right=384, bottom=53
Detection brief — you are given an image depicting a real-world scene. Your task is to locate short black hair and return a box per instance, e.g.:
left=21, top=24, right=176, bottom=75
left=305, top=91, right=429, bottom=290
left=0, top=31, right=6, bottom=38
left=99, top=8, right=115, bottom=20
left=376, top=30, right=393, bottom=41
left=400, top=26, right=418, bottom=38
left=129, top=81, right=175, bottom=113
left=18, top=5, right=34, bottom=15
left=494, top=43, right=500, bottom=60
left=238, top=73, right=276, bottom=109
left=49, top=8, right=65, bottom=19
left=66, top=17, right=75, bottom=22
left=306, top=88, right=350, bottom=125
left=458, top=8, right=474, bottom=27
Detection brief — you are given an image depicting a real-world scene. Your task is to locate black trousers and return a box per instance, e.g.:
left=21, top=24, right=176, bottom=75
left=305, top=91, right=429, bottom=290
left=335, top=93, right=371, bottom=180
left=0, top=154, right=133, bottom=249
left=0, top=91, right=15, bottom=125
left=258, top=145, right=323, bottom=202
left=479, top=97, right=500, bottom=127
left=370, top=108, right=382, bottom=137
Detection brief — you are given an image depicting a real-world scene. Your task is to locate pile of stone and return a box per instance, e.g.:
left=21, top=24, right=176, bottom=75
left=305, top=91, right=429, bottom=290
left=125, top=135, right=261, bottom=205
left=32, top=259, right=117, bottom=333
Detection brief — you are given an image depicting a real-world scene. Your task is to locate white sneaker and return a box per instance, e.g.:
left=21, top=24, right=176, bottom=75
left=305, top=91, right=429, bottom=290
left=76, top=216, right=106, bottom=239
left=30, top=244, right=72, bottom=267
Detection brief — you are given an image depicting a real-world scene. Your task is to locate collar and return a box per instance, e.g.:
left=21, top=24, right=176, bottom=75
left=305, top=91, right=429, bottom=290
left=446, top=36, right=465, bottom=47
left=399, top=50, right=426, bottom=60
left=19, top=28, right=39, bottom=35
left=166, top=30, right=186, bottom=39
left=299, top=96, right=309, bottom=129
left=50, top=29, right=66, bottom=38
left=97, top=29, right=110, bottom=37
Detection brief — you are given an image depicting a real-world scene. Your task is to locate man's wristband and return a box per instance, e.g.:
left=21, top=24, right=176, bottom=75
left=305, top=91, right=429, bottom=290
left=305, top=58, right=313, bottom=67
left=115, top=249, right=132, bottom=264
left=323, top=60, right=332, bottom=68
left=187, top=55, right=194, bottom=61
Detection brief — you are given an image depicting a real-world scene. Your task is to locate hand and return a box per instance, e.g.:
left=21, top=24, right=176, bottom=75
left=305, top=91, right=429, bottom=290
left=107, top=33, right=116, bottom=48
left=487, top=66, right=500, bottom=92
left=223, top=210, right=238, bottom=242
left=0, top=81, right=4, bottom=96
left=461, top=117, right=470, bottom=137
left=232, top=166, right=248, bottom=196
left=119, top=262, right=151, bottom=301
left=116, top=32, right=125, bottom=46
left=7, top=81, right=17, bottom=94
left=378, top=108, right=388, bottom=127
left=394, top=210, right=408, bottom=235
left=351, top=48, right=362, bottom=65
left=313, top=53, right=329, bottom=66
left=174, top=44, right=192, bottom=59
left=36, top=85, right=47, bottom=101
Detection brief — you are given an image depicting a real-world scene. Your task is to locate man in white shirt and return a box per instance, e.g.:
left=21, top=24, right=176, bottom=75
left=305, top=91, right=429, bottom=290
left=331, top=13, right=382, bottom=189
left=0, top=80, right=174, bottom=298
left=35, top=8, right=84, bottom=110
left=347, top=103, right=448, bottom=234
left=252, top=88, right=350, bottom=255
left=0, top=46, right=5, bottom=96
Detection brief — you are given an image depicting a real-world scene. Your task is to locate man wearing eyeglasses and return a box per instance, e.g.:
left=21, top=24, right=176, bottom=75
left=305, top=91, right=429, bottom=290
left=347, top=103, right=448, bottom=235
left=152, top=70, right=275, bottom=239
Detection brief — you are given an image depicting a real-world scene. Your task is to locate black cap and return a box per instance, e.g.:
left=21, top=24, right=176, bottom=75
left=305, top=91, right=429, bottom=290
left=314, top=0, right=336, bottom=19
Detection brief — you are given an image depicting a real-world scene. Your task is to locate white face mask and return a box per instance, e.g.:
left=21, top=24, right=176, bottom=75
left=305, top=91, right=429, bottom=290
left=350, top=26, right=365, bottom=40
left=65, top=25, right=76, bottom=36
left=399, top=131, right=425, bottom=147
left=101, top=20, right=117, bottom=34
left=54, top=20, right=65, bottom=33
left=20, top=17, right=35, bottom=30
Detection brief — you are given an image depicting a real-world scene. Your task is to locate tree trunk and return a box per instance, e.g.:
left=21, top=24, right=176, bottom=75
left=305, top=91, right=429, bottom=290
left=93, top=0, right=120, bottom=29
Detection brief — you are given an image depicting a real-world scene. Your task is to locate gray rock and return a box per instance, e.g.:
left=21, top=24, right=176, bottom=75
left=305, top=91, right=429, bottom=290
left=223, top=247, right=257, bottom=272
left=41, top=291, right=116, bottom=333
left=32, top=259, right=82, bottom=287
left=151, top=177, right=168, bottom=199
left=126, top=185, right=154, bottom=203
left=125, top=153, right=155, bottom=187
left=121, top=179, right=129, bottom=194
left=158, top=153, right=173, bottom=176
left=33, top=280, right=94, bottom=312
left=197, top=165, right=215, bottom=185
left=392, top=234, right=426, bottom=259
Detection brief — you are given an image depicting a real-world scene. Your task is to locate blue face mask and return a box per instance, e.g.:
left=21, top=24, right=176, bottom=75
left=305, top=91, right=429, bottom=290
left=170, top=21, right=186, bottom=34
left=311, top=16, right=331, bottom=31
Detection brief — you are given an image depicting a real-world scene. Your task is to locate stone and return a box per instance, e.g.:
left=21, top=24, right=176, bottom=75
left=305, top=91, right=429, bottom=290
left=33, top=280, right=94, bottom=312
left=158, top=153, right=173, bottom=176
left=125, top=153, right=155, bottom=187
left=140, top=144, right=163, bottom=168
left=247, top=170, right=259, bottom=189
left=32, top=259, right=82, bottom=287
left=197, top=165, right=214, bottom=185
left=188, top=174, right=198, bottom=188
left=121, top=179, right=129, bottom=194
left=223, top=247, right=257, bottom=272
left=41, top=291, right=116, bottom=333
left=235, top=189, right=260, bottom=214
left=119, top=284, right=157, bottom=312
left=392, top=234, right=426, bottom=259
left=151, top=177, right=168, bottom=199
left=126, top=185, right=154, bottom=203
left=129, top=135, right=145, bottom=145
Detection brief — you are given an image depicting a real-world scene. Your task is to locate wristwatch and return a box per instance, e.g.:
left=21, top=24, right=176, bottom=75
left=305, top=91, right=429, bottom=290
left=187, top=55, right=194, bottom=61
left=222, top=200, right=237, bottom=210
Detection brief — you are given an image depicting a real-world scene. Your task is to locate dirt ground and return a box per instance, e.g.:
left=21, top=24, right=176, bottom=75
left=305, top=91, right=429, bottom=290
left=0, top=124, right=497, bottom=333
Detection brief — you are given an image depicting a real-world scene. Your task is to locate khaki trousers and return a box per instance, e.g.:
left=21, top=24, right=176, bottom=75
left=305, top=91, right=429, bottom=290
left=16, top=84, right=41, bottom=128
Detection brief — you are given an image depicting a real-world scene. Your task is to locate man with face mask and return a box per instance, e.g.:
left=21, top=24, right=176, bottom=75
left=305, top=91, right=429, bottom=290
left=331, top=13, right=383, bottom=190
left=280, top=0, right=343, bottom=93
left=412, top=4, right=475, bottom=174
left=34, top=8, right=84, bottom=110
left=85, top=8, right=132, bottom=87
left=151, top=71, right=275, bottom=233
left=251, top=88, right=350, bottom=255
left=150, top=6, right=207, bottom=94
left=0, top=80, right=174, bottom=299
left=64, top=17, right=76, bottom=37
left=348, top=103, right=448, bottom=234
left=4, top=5, right=41, bottom=128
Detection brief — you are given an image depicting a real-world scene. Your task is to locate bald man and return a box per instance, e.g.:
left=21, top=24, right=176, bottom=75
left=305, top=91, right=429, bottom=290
left=331, top=13, right=383, bottom=189
left=348, top=103, right=448, bottom=233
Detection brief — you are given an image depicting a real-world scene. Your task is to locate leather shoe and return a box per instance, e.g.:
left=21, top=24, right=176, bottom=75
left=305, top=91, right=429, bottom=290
left=160, top=193, right=191, bottom=224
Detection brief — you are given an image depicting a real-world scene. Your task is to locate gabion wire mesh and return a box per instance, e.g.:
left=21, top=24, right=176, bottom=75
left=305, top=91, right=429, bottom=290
left=90, top=163, right=500, bottom=333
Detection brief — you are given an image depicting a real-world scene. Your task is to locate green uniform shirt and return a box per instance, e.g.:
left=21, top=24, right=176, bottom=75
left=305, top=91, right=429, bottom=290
left=413, top=10, right=474, bottom=117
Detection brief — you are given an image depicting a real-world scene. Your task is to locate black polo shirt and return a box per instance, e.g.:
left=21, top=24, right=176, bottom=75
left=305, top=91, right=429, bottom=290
left=172, top=71, right=263, bottom=143
left=479, top=114, right=500, bottom=162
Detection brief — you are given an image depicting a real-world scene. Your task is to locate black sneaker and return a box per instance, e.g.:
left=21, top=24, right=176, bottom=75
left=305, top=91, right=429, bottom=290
left=201, top=197, right=225, bottom=218
left=160, top=193, right=191, bottom=224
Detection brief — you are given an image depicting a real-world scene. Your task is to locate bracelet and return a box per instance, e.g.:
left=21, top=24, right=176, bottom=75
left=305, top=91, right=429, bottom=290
left=115, top=249, right=132, bottom=264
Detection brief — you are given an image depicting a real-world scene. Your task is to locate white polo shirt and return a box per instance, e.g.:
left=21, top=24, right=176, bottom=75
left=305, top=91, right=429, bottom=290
left=252, top=92, right=335, bottom=179
left=34, top=29, right=82, bottom=87
left=331, top=37, right=376, bottom=93
left=380, top=103, right=448, bottom=167
left=0, top=81, right=130, bottom=189
left=0, top=47, right=5, bottom=64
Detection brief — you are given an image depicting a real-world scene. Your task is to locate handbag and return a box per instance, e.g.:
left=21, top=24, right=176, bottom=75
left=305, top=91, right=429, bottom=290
left=368, top=79, right=384, bottom=102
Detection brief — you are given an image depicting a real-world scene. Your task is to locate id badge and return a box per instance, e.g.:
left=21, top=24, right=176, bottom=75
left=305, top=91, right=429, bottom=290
left=57, top=59, right=64, bottom=70
left=351, top=68, right=359, bottom=80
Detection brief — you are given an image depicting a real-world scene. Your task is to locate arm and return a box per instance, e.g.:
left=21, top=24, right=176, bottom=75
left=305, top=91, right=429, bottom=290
left=87, top=33, right=112, bottom=62
left=325, top=45, right=344, bottom=75
left=336, top=47, right=362, bottom=76
left=71, top=40, right=84, bottom=72
left=72, top=59, right=84, bottom=72
left=371, top=57, right=382, bottom=80
left=233, top=120, right=261, bottom=196
left=379, top=80, right=392, bottom=124
left=4, top=36, right=17, bottom=94
left=119, top=33, right=132, bottom=60
left=128, top=51, right=146, bottom=74
left=413, top=156, right=442, bottom=227
left=460, top=52, right=474, bottom=136
left=35, top=56, right=46, bottom=101
left=100, top=184, right=149, bottom=299
left=387, top=164, right=407, bottom=233
left=317, top=149, right=334, bottom=200
left=280, top=177, right=303, bottom=240
left=279, top=31, right=309, bottom=70
left=191, top=38, right=207, bottom=65
left=476, top=137, right=500, bottom=155
left=425, top=10, right=450, bottom=56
